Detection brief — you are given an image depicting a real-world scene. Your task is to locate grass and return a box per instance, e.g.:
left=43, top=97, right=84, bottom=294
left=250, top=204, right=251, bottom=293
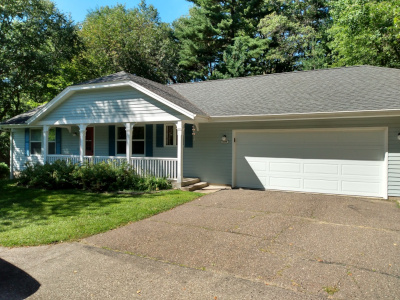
left=0, top=180, right=202, bottom=247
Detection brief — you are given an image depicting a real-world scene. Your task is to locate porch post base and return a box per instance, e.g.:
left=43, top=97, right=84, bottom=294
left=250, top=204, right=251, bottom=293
left=171, top=180, right=181, bottom=189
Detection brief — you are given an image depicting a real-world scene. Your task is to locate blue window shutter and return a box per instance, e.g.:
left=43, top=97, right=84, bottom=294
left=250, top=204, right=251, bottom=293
left=185, top=124, right=193, bottom=148
left=56, top=128, right=62, bottom=154
left=156, top=124, right=164, bottom=147
left=145, top=124, right=153, bottom=157
left=109, top=125, right=115, bottom=156
left=25, top=128, right=30, bottom=156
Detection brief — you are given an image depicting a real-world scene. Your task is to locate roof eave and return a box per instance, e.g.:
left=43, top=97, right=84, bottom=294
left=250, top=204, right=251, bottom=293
left=209, top=110, right=400, bottom=122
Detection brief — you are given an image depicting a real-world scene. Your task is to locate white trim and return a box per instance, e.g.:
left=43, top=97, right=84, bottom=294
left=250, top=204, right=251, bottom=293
left=164, top=124, right=177, bottom=147
left=383, top=127, right=389, bottom=199
left=36, top=116, right=182, bottom=126
left=27, top=81, right=197, bottom=125
left=176, top=121, right=183, bottom=185
left=232, top=127, right=388, bottom=198
left=210, top=110, right=400, bottom=123
left=9, top=130, right=14, bottom=179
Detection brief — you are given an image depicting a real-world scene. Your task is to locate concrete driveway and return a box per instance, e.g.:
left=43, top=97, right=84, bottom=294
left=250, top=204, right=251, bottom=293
left=1, top=190, right=399, bottom=299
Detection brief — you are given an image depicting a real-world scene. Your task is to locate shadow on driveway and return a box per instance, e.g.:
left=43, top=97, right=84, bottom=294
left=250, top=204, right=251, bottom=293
left=0, top=258, right=40, bottom=300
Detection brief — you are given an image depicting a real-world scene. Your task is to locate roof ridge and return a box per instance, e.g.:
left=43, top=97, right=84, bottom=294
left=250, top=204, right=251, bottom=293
left=170, top=65, right=393, bottom=87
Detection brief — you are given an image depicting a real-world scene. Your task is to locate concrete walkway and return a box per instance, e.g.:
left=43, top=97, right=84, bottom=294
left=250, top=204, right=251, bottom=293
left=1, top=190, right=399, bottom=299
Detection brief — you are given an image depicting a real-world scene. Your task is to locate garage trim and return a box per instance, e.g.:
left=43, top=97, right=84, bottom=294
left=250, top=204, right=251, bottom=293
left=232, top=127, right=388, bottom=198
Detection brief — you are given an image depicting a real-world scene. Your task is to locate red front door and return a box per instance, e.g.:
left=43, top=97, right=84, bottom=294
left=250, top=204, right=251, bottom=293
left=85, top=127, right=94, bottom=156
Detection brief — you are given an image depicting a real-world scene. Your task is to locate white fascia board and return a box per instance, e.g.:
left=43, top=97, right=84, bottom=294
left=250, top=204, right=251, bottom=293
left=27, top=80, right=197, bottom=125
left=209, top=109, right=400, bottom=122
left=37, top=115, right=182, bottom=126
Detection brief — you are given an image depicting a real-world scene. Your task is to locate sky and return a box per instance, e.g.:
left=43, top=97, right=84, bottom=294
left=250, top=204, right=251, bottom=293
left=52, top=0, right=193, bottom=24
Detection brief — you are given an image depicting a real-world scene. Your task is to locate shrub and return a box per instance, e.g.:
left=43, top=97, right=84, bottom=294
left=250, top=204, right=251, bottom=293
left=0, top=162, right=9, bottom=179
left=18, top=160, right=76, bottom=189
left=17, top=160, right=172, bottom=192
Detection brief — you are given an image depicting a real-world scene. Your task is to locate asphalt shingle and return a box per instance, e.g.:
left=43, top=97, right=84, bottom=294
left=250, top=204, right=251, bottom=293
left=170, top=65, right=400, bottom=116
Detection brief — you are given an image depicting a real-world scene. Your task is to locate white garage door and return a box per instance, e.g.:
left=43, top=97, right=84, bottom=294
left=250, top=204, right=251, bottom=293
left=234, top=128, right=387, bottom=198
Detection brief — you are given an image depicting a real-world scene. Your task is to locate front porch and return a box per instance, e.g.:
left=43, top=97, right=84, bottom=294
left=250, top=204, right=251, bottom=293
left=12, top=120, right=196, bottom=186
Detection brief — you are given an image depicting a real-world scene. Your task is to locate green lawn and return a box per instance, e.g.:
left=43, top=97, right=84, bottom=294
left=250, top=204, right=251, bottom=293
left=0, top=180, right=202, bottom=247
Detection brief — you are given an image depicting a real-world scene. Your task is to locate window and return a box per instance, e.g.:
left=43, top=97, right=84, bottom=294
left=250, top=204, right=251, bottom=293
left=48, top=128, right=56, bottom=155
left=116, top=127, right=126, bottom=155
left=132, top=126, right=145, bottom=155
left=30, top=129, right=42, bottom=155
left=165, top=125, right=176, bottom=146
left=116, top=126, right=145, bottom=155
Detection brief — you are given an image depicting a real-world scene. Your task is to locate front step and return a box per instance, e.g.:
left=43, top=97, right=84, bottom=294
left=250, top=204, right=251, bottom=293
left=181, top=177, right=200, bottom=187
left=181, top=181, right=209, bottom=192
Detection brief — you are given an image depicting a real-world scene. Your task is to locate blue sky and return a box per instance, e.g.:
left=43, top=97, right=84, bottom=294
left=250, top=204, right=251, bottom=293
left=52, top=0, right=193, bottom=24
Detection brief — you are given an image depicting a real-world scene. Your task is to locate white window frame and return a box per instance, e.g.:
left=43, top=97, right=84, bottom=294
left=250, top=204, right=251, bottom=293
left=132, top=126, right=145, bottom=156
left=115, top=125, right=146, bottom=156
left=30, top=129, right=42, bottom=155
left=164, top=124, right=177, bottom=147
left=116, top=126, right=126, bottom=156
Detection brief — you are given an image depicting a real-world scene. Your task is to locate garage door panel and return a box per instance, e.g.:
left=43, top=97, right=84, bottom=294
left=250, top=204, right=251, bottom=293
left=269, top=177, right=302, bottom=188
left=341, top=164, right=381, bottom=176
left=304, top=164, right=339, bottom=175
left=269, top=162, right=301, bottom=172
left=342, top=181, right=381, bottom=195
left=304, top=179, right=338, bottom=191
left=235, top=129, right=386, bottom=197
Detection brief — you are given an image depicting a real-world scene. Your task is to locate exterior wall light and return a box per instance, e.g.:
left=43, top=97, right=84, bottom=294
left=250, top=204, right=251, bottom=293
left=221, top=135, right=229, bottom=144
left=398, top=133, right=400, bottom=140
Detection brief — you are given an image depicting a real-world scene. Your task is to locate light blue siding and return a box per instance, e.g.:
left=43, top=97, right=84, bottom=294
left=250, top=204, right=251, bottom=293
left=94, top=126, right=109, bottom=156
left=152, top=125, right=177, bottom=158
left=182, top=117, right=400, bottom=197
left=12, top=128, right=43, bottom=171
left=61, top=127, right=79, bottom=155
left=39, top=86, right=185, bottom=125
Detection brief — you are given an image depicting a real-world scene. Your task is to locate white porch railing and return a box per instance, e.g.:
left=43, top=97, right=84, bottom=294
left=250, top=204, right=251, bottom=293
left=84, top=156, right=126, bottom=167
left=46, top=155, right=178, bottom=179
left=47, top=155, right=80, bottom=165
left=130, top=157, right=178, bottom=179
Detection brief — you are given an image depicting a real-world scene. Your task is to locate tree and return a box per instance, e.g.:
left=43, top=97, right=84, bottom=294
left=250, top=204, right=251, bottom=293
left=258, top=0, right=331, bottom=72
left=174, top=0, right=268, bottom=80
left=77, top=1, right=180, bottom=84
left=0, top=0, right=81, bottom=122
left=328, top=0, right=400, bottom=68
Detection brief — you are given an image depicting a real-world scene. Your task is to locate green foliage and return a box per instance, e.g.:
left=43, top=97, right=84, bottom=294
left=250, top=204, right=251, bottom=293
left=174, top=0, right=269, bottom=80
left=17, top=160, right=76, bottom=190
left=175, top=0, right=332, bottom=79
left=0, top=163, right=9, bottom=179
left=17, top=160, right=172, bottom=192
left=0, top=131, right=9, bottom=165
left=329, top=0, right=400, bottom=67
left=0, top=0, right=82, bottom=122
left=74, top=1, right=180, bottom=84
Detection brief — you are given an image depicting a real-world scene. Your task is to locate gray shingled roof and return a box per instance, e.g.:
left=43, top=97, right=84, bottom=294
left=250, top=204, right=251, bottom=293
left=2, top=66, right=399, bottom=125
left=170, top=65, right=400, bottom=116
left=1, top=105, right=45, bottom=125
left=76, top=71, right=206, bottom=116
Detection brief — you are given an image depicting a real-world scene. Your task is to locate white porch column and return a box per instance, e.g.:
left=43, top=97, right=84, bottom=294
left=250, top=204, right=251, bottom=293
left=42, top=125, right=49, bottom=164
left=125, top=123, right=134, bottom=164
left=176, top=121, right=183, bottom=185
left=9, top=130, right=14, bottom=179
left=79, top=124, right=87, bottom=163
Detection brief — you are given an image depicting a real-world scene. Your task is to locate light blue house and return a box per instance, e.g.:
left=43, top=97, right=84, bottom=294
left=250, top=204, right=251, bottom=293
left=2, top=66, right=400, bottom=198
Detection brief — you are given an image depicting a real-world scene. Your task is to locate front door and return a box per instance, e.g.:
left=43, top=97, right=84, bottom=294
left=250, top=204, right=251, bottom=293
left=85, top=127, right=94, bottom=156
